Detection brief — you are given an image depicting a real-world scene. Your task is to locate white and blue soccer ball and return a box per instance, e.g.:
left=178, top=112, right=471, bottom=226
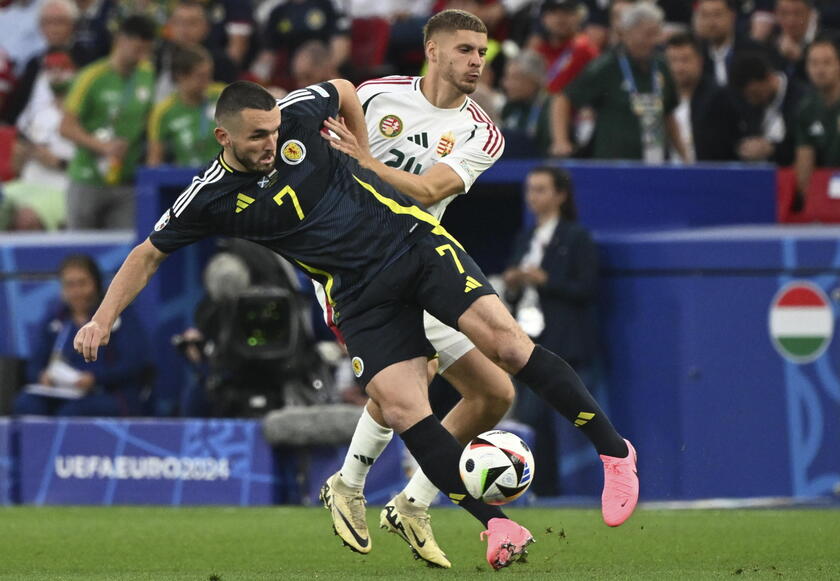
left=459, top=430, right=534, bottom=505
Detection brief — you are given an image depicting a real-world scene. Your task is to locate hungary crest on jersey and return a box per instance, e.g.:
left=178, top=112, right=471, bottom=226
left=436, top=132, right=456, bottom=157
left=378, top=114, right=403, bottom=138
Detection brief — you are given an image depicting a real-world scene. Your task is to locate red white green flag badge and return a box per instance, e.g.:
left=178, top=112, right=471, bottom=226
left=769, top=281, right=834, bottom=363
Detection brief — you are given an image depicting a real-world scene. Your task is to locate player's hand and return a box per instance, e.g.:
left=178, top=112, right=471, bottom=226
left=321, top=116, right=373, bottom=166
left=73, top=320, right=111, bottom=363
left=75, top=372, right=96, bottom=393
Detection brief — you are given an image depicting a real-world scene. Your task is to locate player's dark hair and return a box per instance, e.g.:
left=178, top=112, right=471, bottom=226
left=215, top=81, right=276, bottom=124
left=423, top=9, right=487, bottom=45
left=665, top=32, right=703, bottom=56
left=171, top=43, right=211, bottom=79
left=118, top=14, right=156, bottom=41
left=729, top=51, right=774, bottom=91
left=530, top=166, right=578, bottom=222
left=59, top=254, right=103, bottom=299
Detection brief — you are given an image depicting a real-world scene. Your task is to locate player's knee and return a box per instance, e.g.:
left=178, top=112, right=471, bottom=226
left=379, top=401, right=424, bottom=434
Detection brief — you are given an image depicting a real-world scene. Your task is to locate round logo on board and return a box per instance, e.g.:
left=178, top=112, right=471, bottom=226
left=769, top=281, right=834, bottom=363
left=351, top=357, right=364, bottom=378
left=378, top=114, right=403, bottom=138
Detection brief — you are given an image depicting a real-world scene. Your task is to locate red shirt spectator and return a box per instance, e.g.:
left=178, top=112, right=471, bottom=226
left=528, top=0, right=599, bottom=93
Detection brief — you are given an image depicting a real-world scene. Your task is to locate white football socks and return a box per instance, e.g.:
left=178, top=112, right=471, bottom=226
left=339, top=406, right=393, bottom=489
left=402, top=466, right=441, bottom=508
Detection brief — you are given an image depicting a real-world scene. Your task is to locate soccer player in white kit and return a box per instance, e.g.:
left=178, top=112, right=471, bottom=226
left=318, top=10, right=513, bottom=568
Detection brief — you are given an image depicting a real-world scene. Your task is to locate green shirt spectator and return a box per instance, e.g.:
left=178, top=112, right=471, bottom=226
left=64, top=57, right=155, bottom=186
left=551, top=3, right=687, bottom=162
left=147, top=44, right=222, bottom=167
left=59, top=14, right=157, bottom=230
left=148, top=83, right=223, bottom=166
left=796, top=90, right=840, bottom=166
left=564, top=48, right=678, bottom=160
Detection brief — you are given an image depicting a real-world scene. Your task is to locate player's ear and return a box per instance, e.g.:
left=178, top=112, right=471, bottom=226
left=214, top=126, right=230, bottom=148
left=426, top=39, right=437, bottom=64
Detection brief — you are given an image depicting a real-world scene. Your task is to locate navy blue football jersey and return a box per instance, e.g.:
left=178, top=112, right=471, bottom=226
left=149, top=82, right=449, bottom=318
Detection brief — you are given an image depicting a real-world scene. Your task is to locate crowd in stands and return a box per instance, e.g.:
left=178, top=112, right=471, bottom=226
left=1, top=0, right=840, bottom=229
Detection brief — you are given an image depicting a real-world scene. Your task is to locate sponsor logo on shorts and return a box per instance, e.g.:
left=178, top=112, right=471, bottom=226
left=351, top=356, right=364, bottom=378
left=281, top=140, right=306, bottom=165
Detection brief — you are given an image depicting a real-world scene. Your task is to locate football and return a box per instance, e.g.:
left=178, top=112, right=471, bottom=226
left=459, top=430, right=535, bottom=505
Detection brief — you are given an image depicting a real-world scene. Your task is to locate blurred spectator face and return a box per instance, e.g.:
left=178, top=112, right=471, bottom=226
left=622, top=18, right=662, bottom=62
left=775, top=0, right=812, bottom=40
left=43, top=50, right=76, bottom=96
left=741, top=76, right=776, bottom=106
left=525, top=171, right=565, bottom=217
left=178, top=58, right=213, bottom=97
left=541, top=7, right=580, bottom=40
left=693, top=0, right=735, bottom=45
left=40, top=1, right=77, bottom=48
left=610, top=0, right=634, bottom=32
left=169, top=4, right=209, bottom=45
left=114, top=33, right=154, bottom=70
left=807, top=42, right=840, bottom=91
left=60, top=265, right=98, bottom=315
left=665, top=42, right=703, bottom=89
left=291, top=42, right=335, bottom=88
left=430, top=29, right=487, bottom=95
left=501, top=60, right=541, bottom=102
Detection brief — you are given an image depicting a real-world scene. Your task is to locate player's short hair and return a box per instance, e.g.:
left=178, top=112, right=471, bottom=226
left=665, top=32, right=703, bottom=56
left=529, top=166, right=578, bottom=222
left=215, top=81, right=276, bottom=124
left=171, top=43, right=212, bottom=79
left=729, top=51, right=774, bottom=90
left=423, top=9, right=487, bottom=45
left=118, top=14, right=156, bottom=41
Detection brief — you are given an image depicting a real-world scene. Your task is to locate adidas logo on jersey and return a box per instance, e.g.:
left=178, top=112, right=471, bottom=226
left=235, top=193, right=255, bottom=213
left=407, top=132, right=429, bottom=148
left=464, top=276, right=483, bottom=293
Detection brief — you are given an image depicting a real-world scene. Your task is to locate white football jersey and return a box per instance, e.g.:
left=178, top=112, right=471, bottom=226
left=357, top=75, right=504, bottom=221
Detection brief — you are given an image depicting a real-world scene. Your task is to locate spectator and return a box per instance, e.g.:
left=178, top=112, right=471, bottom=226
left=551, top=2, right=686, bottom=162
left=0, top=0, right=48, bottom=76
left=526, top=0, right=599, bottom=94
left=154, top=1, right=238, bottom=102
left=147, top=44, right=223, bottom=168
left=59, top=14, right=156, bottom=230
left=500, top=49, right=552, bottom=157
left=3, top=0, right=83, bottom=125
left=693, top=0, right=766, bottom=86
left=291, top=40, right=338, bottom=89
left=767, top=0, right=819, bottom=83
left=73, top=0, right=119, bottom=67
left=2, top=49, right=76, bottom=230
left=793, top=35, right=840, bottom=211
left=256, top=0, right=350, bottom=90
left=13, top=254, right=151, bottom=417
left=665, top=33, right=717, bottom=163
left=204, top=0, right=255, bottom=69
left=502, top=166, right=598, bottom=495
left=698, top=50, right=804, bottom=164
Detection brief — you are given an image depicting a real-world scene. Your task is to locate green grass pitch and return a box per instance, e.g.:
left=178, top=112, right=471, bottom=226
left=0, top=506, right=837, bottom=580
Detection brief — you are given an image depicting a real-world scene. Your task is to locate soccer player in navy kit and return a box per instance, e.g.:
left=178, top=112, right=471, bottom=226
left=74, top=79, right=638, bottom=570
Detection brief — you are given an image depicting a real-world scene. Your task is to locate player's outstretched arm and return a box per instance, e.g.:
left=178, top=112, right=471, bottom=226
left=74, top=238, right=168, bottom=362
left=322, top=116, right=464, bottom=208
left=328, top=78, right=370, bottom=152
